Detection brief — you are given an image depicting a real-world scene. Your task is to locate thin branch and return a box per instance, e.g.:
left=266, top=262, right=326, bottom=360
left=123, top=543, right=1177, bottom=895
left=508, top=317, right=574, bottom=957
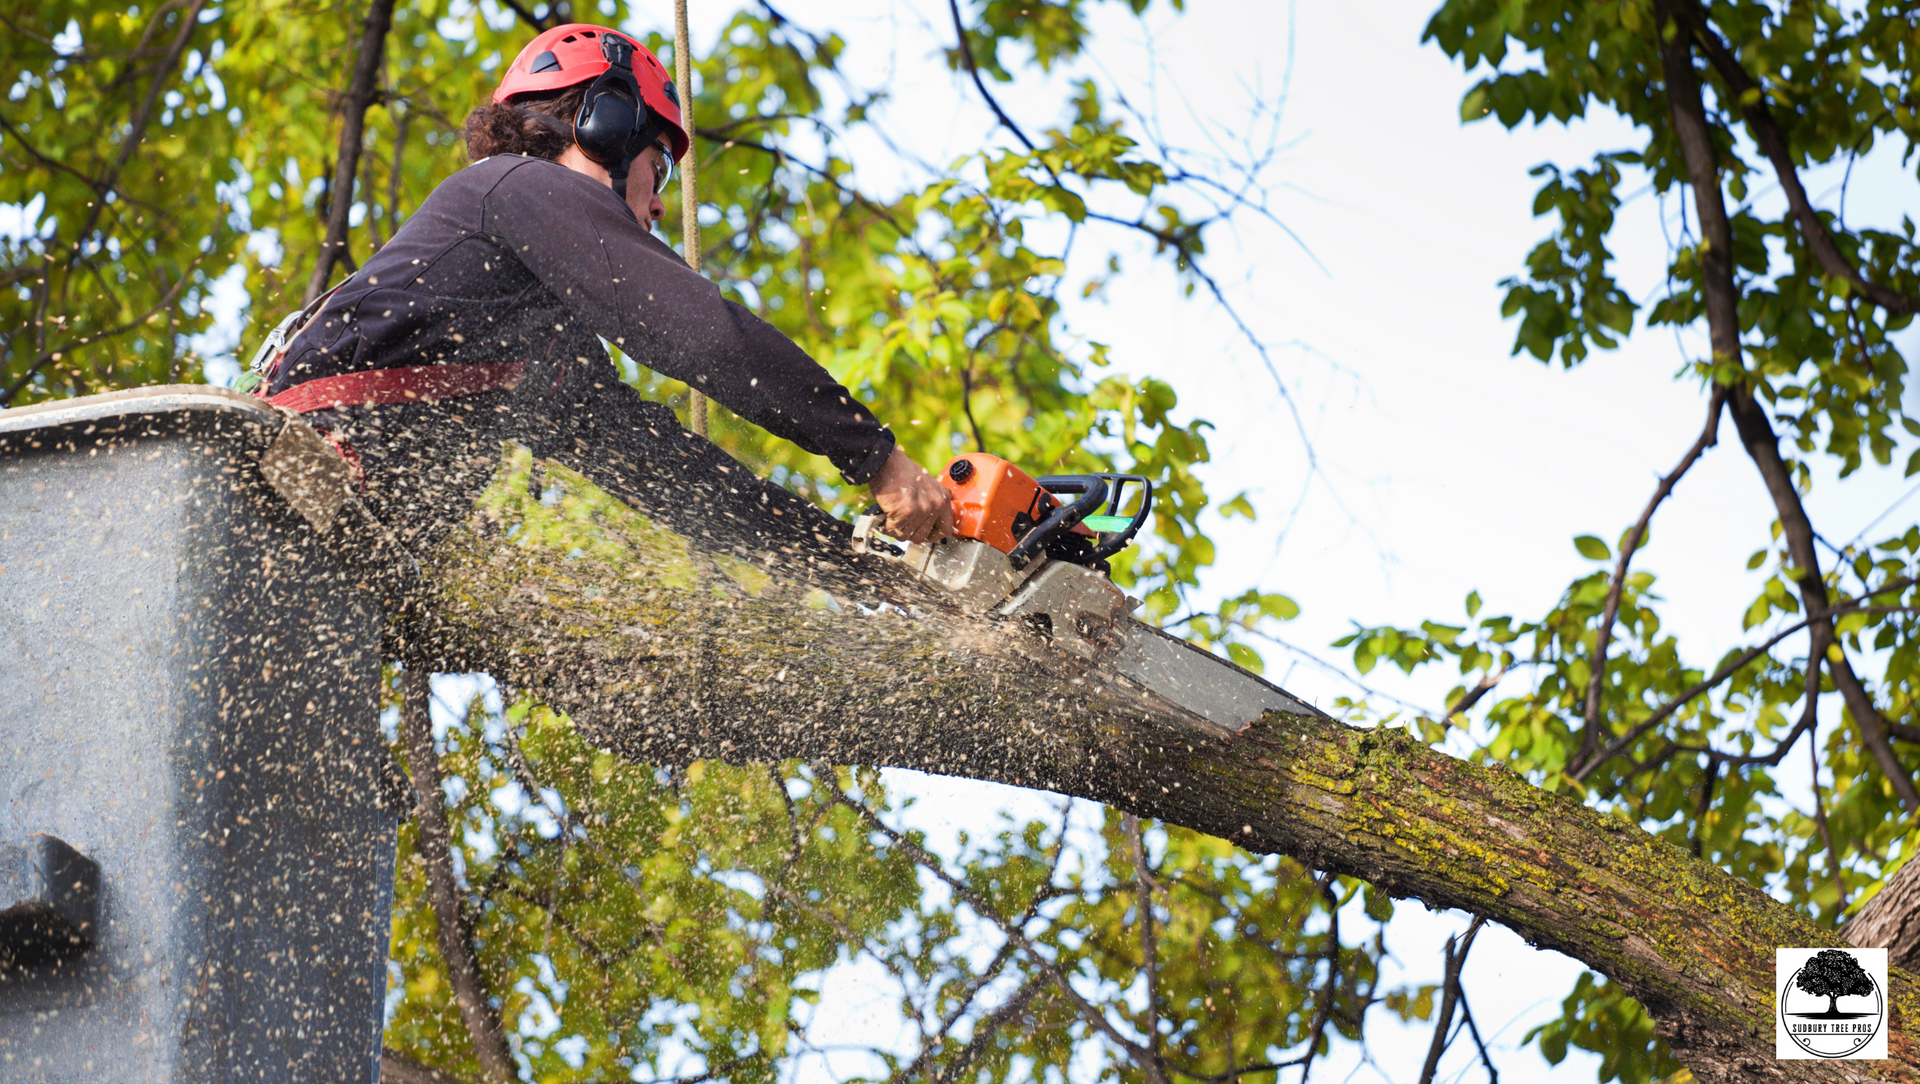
left=1809, top=723, right=1849, bottom=920
left=1433, top=664, right=1507, bottom=730
left=817, top=772, right=1160, bottom=1066
left=495, top=0, right=555, bottom=30
left=1456, top=995, right=1499, bottom=1084
left=1, top=250, right=204, bottom=406
left=1678, top=2, right=1917, bottom=315
left=1573, top=582, right=1919, bottom=781
left=402, top=668, right=516, bottom=1084
left=1577, top=387, right=1725, bottom=769
left=1690, top=754, right=1723, bottom=858
left=1127, top=815, right=1172, bottom=1084
left=932, top=974, right=1048, bottom=1084
left=0, top=114, right=110, bottom=193
left=381, top=1048, right=471, bottom=1084
left=64, top=0, right=209, bottom=256
left=304, top=0, right=398, bottom=304
left=1417, top=916, right=1484, bottom=1084
left=945, top=0, right=1036, bottom=151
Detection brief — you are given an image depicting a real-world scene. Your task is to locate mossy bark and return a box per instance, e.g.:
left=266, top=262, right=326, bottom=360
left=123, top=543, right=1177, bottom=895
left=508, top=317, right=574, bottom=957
left=395, top=442, right=1914, bottom=1083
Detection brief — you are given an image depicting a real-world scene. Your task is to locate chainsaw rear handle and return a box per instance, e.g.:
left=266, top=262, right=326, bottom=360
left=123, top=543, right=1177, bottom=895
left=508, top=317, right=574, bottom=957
left=1038, top=473, right=1154, bottom=561
left=1006, top=477, right=1108, bottom=571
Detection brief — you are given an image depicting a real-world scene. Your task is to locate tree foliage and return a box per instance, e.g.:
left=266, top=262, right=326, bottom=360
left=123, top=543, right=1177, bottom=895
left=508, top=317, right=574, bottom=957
left=10, top=0, right=1920, bottom=1080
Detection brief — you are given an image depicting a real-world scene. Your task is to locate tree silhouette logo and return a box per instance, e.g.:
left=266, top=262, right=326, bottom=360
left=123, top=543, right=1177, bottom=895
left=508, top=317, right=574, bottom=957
left=1776, top=947, right=1887, bottom=1059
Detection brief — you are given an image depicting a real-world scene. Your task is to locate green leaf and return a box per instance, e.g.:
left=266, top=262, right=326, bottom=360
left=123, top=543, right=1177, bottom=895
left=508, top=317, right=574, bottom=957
left=1574, top=535, right=1612, bottom=561
left=1363, top=882, right=1395, bottom=921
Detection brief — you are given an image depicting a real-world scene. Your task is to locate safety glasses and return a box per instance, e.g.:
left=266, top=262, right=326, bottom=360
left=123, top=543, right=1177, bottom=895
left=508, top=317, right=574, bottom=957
left=639, top=139, right=674, bottom=196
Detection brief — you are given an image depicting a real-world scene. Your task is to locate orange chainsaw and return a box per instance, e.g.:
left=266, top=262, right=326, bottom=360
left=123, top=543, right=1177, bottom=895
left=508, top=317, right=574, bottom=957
left=852, top=453, right=1306, bottom=730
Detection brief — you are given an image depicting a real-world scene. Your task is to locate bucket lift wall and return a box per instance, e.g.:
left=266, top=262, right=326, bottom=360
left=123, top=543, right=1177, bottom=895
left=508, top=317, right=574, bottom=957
left=0, top=389, right=396, bottom=1083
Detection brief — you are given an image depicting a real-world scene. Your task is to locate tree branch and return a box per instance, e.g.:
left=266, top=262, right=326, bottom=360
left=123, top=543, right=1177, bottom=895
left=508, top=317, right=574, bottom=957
left=402, top=668, right=517, bottom=1084
left=1577, top=387, right=1724, bottom=769
left=945, top=0, right=1036, bottom=152
left=1810, top=726, right=1848, bottom=920
left=1678, top=3, right=1918, bottom=315
left=1651, top=0, right=1920, bottom=815
left=1127, top=814, right=1173, bottom=1084
left=818, top=774, right=1160, bottom=1067
left=304, top=0, right=398, bottom=305
left=1418, top=916, right=1484, bottom=1084
left=66, top=0, right=209, bottom=254
left=1, top=252, right=204, bottom=406
left=932, top=974, right=1048, bottom=1084
left=382, top=1048, right=473, bottom=1084
left=1432, top=665, right=1506, bottom=731
left=394, top=421, right=1920, bottom=1079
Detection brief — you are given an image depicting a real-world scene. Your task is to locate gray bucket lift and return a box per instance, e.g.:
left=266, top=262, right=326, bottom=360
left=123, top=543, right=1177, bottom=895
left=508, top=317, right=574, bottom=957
left=0, top=388, right=398, bottom=1082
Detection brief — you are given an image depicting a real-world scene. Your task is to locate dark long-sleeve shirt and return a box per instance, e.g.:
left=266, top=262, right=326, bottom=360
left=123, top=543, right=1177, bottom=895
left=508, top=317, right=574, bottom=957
left=270, top=153, right=894, bottom=484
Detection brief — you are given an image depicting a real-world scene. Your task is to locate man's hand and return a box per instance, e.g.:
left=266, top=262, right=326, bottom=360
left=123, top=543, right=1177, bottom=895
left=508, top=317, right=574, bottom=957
left=869, top=446, right=956, bottom=544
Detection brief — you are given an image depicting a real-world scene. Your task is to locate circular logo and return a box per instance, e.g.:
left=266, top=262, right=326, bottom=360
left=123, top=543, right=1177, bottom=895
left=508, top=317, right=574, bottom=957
left=1779, top=949, right=1885, bottom=1058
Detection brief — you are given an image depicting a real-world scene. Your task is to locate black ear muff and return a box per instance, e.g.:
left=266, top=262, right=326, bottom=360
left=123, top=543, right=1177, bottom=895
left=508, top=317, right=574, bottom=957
left=573, top=78, right=641, bottom=165
left=571, top=35, right=651, bottom=200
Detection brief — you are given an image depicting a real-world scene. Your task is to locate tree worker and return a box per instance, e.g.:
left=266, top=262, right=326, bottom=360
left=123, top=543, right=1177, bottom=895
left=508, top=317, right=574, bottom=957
left=255, top=22, right=955, bottom=552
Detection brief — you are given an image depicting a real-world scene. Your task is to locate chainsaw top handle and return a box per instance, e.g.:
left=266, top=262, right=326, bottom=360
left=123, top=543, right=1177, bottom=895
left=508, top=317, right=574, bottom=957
left=1004, top=477, right=1104, bottom=571
left=1037, top=473, right=1153, bottom=561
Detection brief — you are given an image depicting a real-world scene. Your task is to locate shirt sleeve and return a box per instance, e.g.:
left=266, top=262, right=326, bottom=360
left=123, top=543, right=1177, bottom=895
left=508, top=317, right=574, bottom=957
left=480, top=158, right=896, bottom=485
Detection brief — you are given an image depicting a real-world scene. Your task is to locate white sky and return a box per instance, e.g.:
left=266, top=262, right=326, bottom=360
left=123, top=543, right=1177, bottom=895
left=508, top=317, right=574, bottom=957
left=624, top=1, right=1916, bottom=1081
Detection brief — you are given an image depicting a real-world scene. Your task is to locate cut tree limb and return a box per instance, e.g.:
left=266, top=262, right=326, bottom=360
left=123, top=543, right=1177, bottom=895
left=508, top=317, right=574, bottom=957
left=384, top=436, right=1916, bottom=1082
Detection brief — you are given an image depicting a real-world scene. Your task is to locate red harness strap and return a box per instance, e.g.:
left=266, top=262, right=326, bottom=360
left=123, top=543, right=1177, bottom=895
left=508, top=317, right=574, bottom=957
left=263, top=362, right=527, bottom=414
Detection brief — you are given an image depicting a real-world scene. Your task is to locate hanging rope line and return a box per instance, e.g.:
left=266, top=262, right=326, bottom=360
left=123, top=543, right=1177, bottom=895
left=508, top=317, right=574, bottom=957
left=673, top=0, right=707, bottom=437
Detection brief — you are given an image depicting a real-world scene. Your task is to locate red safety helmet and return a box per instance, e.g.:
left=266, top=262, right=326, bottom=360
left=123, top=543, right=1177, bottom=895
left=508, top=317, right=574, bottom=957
left=493, top=24, right=688, bottom=163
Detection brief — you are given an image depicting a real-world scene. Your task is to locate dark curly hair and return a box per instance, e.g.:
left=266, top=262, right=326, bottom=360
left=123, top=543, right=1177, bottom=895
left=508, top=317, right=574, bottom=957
left=463, top=85, right=588, bottom=162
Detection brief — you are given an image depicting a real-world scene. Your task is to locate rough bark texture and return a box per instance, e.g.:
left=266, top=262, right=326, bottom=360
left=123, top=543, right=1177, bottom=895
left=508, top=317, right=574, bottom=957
left=1850, top=861, right=1920, bottom=974
left=375, top=433, right=1917, bottom=1083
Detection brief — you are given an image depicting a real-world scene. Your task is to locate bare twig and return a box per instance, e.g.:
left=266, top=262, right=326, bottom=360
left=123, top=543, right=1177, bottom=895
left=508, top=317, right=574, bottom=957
left=1457, top=995, right=1499, bottom=1084
left=945, top=0, right=1036, bottom=152
left=1577, top=387, right=1725, bottom=769
left=1417, top=916, right=1485, bottom=1084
